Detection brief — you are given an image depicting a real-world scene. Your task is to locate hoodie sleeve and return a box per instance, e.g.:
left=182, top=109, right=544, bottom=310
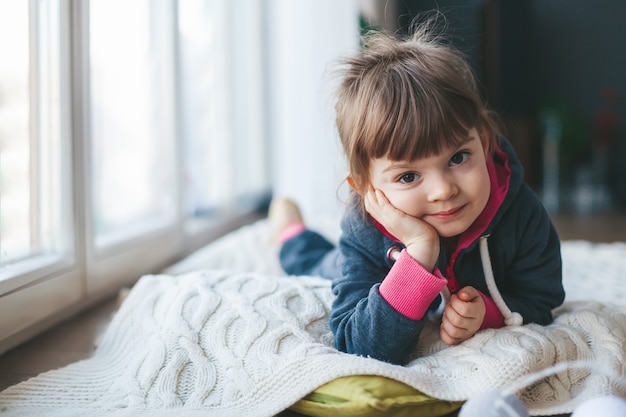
left=329, top=209, right=444, bottom=365
left=378, top=250, right=447, bottom=320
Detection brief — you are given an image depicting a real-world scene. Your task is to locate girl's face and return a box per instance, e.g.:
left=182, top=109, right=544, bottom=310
left=368, top=128, right=491, bottom=238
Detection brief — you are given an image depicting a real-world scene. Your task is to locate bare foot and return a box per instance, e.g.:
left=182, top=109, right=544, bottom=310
left=269, top=198, right=304, bottom=243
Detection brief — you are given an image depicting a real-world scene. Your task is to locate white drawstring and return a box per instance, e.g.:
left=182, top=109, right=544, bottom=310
left=479, top=236, right=523, bottom=326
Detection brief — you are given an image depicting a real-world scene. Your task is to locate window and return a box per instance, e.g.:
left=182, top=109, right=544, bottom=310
left=178, top=0, right=232, bottom=218
left=0, top=0, right=270, bottom=353
left=88, top=0, right=177, bottom=248
left=178, top=0, right=269, bottom=222
left=0, top=0, right=71, bottom=292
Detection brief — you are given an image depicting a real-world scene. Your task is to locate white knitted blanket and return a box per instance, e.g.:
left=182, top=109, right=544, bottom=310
left=1, top=220, right=626, bottom=417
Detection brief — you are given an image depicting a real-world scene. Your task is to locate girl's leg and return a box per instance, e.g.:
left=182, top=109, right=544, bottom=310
left=269, top=198, right=306, bottom=243
left=279, top=230, right=340, bottom=278
left=269, top=198, right=341, bottom=279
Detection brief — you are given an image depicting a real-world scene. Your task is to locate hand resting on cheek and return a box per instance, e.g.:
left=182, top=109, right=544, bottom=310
left=364, top=187, right=440, bottom=272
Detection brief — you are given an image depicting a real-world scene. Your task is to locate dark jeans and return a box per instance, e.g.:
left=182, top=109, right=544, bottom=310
left=279, top=230, right=342, bottom=280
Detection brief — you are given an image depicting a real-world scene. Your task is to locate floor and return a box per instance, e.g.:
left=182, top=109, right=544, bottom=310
left=551, top=211, right=626, bottom=243
left=2, top=213, right=624, bottom=415
left=0, top=296, right=118, bottom=392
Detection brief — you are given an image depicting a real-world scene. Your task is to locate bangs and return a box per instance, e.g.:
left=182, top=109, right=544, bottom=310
left=363, top=64, right=481, bottom=162
left=334, top=29, right=499, bottom=198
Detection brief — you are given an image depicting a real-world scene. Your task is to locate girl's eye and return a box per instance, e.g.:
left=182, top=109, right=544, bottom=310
left=398, top=173, right=419, bottom=184
left=450, top=151, right=470, bottom=166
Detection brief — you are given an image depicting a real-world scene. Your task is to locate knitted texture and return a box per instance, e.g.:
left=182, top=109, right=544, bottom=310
left=1, top=220, right=626, bottom=417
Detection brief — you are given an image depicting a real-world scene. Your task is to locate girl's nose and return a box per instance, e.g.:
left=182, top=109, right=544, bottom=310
left=426, top=174, right=457, bottom=202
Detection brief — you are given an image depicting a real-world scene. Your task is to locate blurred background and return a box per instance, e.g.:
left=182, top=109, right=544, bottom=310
left=367, top=0, right=626, bottom=218
left=0, top=0, right=624, bottom=352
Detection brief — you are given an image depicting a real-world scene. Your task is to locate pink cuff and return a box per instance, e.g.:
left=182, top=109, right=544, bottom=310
left=279, top=222, right=307, bottom=243
left=378, top=249, right=448, bottom=320
left=478, top=291, right=505, bottom=329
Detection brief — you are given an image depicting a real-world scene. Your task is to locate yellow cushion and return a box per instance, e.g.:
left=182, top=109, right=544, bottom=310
left=289, top=375, right=462, bottom=417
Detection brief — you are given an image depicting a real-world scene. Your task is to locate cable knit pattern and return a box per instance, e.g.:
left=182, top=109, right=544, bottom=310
left=1, top=221, right=626, bottom=416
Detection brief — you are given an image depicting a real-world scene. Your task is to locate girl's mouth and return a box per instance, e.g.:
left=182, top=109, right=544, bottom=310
left=430, top=205, right=465, bottom=220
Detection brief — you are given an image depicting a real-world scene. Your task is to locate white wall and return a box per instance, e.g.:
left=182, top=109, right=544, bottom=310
left=266, top=0, right=360, bottom=229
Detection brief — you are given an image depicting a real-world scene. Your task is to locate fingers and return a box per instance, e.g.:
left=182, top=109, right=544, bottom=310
left=363, top=187, right=377, bottom=214
left=440, top=320, right=469, bottom=345
left=439, top=289, right=486, bottom=345
left=457, top=286, right=480, bottom=302
left=447, top=293, right=481, bottom=319
left=372, top=188, right=390, bottom=206
left=363, top=189, right=375, bottom=215
left=440, top=302, right=473, bottom=344
left=364, top=188, right=404, bottom=230
left=364, top=187, right=392, bottom=216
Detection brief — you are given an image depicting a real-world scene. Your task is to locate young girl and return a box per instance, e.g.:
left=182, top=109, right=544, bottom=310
left=270, top=25, right=565, bottom=365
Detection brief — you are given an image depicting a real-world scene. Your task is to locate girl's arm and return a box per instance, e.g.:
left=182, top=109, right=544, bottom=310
left=364, top=188, right=440, bottom=271
left=329, top=209, right=446, bottom=364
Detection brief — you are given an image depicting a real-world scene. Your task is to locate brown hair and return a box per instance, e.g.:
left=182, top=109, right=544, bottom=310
left=334, top=21, right=501, bottom=202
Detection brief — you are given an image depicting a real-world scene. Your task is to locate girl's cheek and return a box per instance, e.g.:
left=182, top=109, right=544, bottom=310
left=390, top=192, right=422, bottom=216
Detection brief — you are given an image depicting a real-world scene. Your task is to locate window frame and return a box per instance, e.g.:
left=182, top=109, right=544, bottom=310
left=0, top=0, right=272, bottom=354
left=0, top=0, right=76, bottom=295
left=73, top=0, right=185, bottom=296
